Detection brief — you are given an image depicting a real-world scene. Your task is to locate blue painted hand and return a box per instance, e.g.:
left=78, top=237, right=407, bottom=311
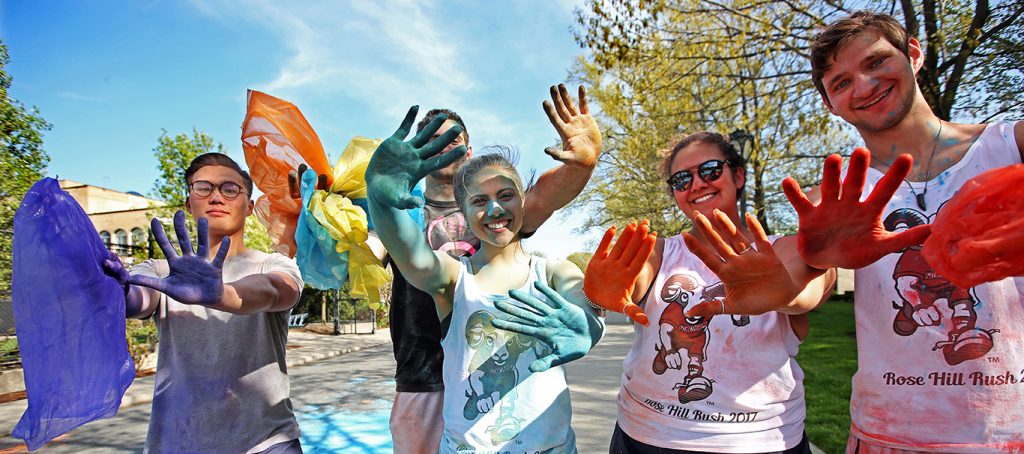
left=492, top=281, right=593, bottom=372
left=124, top=210, right=229, bottom=306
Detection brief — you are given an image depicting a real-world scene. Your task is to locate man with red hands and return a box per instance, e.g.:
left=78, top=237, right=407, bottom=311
left=783, top=11, right=1024, bottom=453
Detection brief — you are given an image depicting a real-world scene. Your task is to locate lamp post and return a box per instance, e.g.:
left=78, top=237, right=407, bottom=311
left=728, top=129, right=755, bottom=221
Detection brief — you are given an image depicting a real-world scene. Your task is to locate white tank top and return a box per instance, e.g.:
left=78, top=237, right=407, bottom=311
left=439, top=256, right=577, bottom=453
left=851, top=121, right=1024, bottom=452
left=617, top=235, right=806, bottom=452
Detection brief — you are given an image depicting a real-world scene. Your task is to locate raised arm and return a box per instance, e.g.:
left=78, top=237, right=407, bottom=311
left=522, top=85, right=601, bottom=232
left=365, top=106, right=467, bottom=300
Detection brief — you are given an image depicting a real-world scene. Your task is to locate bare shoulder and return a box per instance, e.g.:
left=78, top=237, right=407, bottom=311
left=1014, top=121, right=1024, bottom=158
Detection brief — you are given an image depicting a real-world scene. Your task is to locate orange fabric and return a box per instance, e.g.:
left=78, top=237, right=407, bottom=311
left=922, top=164, right=1024, bottom=288
left=241, top=90, right=334, bottom=257
left=583, top=221, right=657, bottom=325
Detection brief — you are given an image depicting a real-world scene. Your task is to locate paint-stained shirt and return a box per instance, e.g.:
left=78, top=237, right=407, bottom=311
left=440, top=256, right=577, bottom=452
left=850, top=121, right=1024, bottom=452
left=131, top=250, right=303, bottom=454
left=617, top=234, right=807, bottom=452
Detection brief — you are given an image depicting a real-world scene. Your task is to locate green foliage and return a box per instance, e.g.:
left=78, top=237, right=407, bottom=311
left=126, top=319, right=158, bottom=372
left=566, top=252, right=592, bottom=273
left=150, top=128, right=225, bottom=209
left=796, top=296, right=858, bottom=453
left=243, top=215, right=274, bottom=253
left=0, top=41, right=52, bottom=293
left=0, top=337, right=19, bottom=364
left=571, top=0, right=1023, bottom=233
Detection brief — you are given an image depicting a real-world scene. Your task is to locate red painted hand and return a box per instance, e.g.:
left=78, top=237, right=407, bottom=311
left=583, top=221, right=657, bottom=326
left=682, top=211, right=799, bottom=318
left=782, top=147, right=931, bottom=269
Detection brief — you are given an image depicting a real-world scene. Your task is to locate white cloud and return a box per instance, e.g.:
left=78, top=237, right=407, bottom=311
left=56, top=91, right=101, bottom=101
left=188, top=0, right=474, bottom=120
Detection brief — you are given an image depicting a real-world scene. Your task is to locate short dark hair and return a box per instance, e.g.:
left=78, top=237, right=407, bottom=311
left=661, top=131, right=747, bottom=198
left=184, top=153, right=254, bottom=197
left=416, top=108, right=469, bottom=144
left=810, top=11, right=911, bottom=102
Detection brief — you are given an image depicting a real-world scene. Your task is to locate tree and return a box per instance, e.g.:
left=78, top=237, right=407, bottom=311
left=0, top=41, right=51, bottom=293
left=151, top=129, right=224, bottom=208
left=571, top=0, right=1023, bottom=233
left=148, top=130, right=273, bottom=255
left=566, top=252, right=593, bottom=273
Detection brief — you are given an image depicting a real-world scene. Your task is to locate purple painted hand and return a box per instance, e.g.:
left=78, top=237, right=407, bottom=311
left=101, top=250, right=130, bottom=295
left=126, top=210, right=230, bottom=306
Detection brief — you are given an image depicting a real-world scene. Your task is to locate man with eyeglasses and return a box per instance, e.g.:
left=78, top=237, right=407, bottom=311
left=102, top=152, right=305, bottom=453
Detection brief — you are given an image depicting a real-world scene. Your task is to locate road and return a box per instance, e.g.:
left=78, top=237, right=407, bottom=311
left=0, top=322, right=635, bottom=453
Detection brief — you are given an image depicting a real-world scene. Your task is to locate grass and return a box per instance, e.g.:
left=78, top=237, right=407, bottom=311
left=796, top=295, right=858, bottom=454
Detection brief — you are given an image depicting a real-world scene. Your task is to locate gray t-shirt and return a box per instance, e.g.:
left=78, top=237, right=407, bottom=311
left=131, top=249, right=304, bottom=453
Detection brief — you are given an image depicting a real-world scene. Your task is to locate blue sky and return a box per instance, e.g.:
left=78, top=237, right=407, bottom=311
left=2, top=0, right=603, bottom=259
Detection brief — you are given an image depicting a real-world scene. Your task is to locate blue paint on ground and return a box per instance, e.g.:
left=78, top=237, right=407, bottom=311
left=298, top=400, right=394, bottom=453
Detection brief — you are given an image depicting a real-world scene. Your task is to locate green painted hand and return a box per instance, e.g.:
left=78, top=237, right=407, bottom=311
left=492, top=281, right=593, bottom=372
left=365, top=106, right=469, bottom=210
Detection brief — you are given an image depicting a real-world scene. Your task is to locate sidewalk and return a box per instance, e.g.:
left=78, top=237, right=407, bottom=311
left=0, top=328, right=391, bottom=438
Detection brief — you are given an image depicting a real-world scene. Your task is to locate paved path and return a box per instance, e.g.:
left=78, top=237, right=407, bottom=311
left=0, top=322, right=828, bottom=453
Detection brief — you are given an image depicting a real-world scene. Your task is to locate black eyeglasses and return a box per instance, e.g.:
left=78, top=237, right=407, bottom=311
left=666, top=159, right=730, bottom=192
left=189, top=181, right=247, bottom=200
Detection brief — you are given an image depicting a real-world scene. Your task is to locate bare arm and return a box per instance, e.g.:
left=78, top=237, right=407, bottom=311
left=522, top=85, right=601, bottom=232
left=1015, top=120, right=1024, bottom=161
left=365, top=106, right=466, bottom=309
left=772, top=236, right=836, bottom=315
left=549, top=259, right=605, bottom=347
left=213, top=272, right=300, bottom=315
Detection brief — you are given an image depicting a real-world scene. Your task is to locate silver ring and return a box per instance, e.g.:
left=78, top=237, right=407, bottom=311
left=719, top=299, right=726, bottom=315
left=737, top=246, right=753, bottom=255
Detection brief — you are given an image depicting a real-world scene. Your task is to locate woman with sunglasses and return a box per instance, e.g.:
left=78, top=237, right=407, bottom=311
left=596, top=132, right=835, bottom=453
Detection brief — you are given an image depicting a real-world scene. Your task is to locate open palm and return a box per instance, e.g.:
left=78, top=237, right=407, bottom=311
left=683, top=211, right=799, bottom=318
left=542, top=85, right=601, bottom=167
left=126, top=211, right=229, bottom=306
left=782, top=148, right=931, bottom=269
left=365, top=106, right=468, bottom=210
left=491, top=281, right=593, bottom=372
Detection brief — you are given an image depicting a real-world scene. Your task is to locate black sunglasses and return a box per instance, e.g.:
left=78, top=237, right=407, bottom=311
left=666, top=159, right=730, bottom=192
left=189, top=180, right=247, bottom=200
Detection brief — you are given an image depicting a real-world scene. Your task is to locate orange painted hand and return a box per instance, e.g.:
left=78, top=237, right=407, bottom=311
left=683, top=211, right=799, bottom=318
left=583, top=220, right=657, bottom=326
left=782, top=147, right=932, bottom=270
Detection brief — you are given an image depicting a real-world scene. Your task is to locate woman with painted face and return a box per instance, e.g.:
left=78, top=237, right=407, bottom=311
left=366, top=107, right=604, bottom=453
left=586, top=132, right=836, bottom=454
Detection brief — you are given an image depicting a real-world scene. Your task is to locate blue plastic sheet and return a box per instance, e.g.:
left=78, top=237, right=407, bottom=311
left=11, top=178, right=135, bottom=450
left=294, top=169, right=350, bottom=289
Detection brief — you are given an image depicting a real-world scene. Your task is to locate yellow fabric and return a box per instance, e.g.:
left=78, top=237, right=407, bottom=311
left=330, top=136, right=382, bottom=198
left=304, top=135, right=388, bottom=304
left=308, top=191, right=368, bottom=253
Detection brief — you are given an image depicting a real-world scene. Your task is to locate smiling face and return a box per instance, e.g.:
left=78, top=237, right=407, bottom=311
left=185, top=165, right=254, bottom=237
left=668, top=141, right=744, bottom=221
left=820, top=31, right=924, bottom=133
left=461, top=166, right=525, bottom=248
